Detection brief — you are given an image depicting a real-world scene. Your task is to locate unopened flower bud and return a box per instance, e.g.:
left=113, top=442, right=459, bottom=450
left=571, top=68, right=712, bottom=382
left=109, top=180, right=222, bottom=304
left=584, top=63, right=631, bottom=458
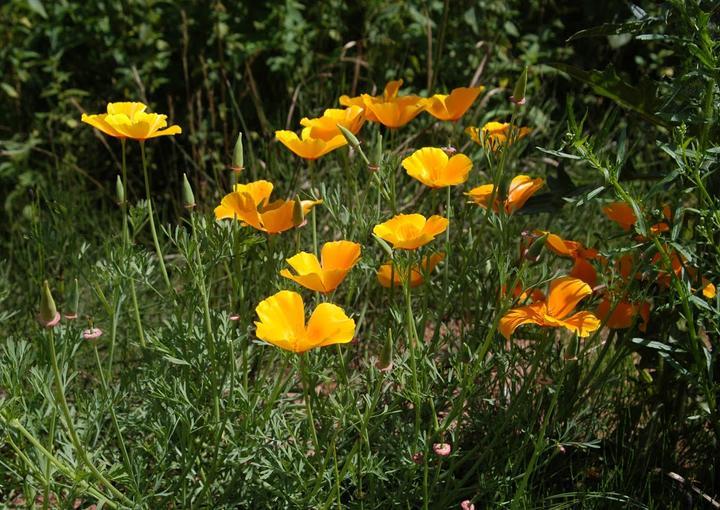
left=433, top=443, right=452, bottom=457
left=116, top=175, right=125, bottom=205
left=292, top=195, right=305, bottom=227
left=337, top=124, right=361, bottom=152
left=38, top=280, right=60, bottom=328
left=182, top=173, right=196, bottom=209
left=510, top=66, right=528, bottom=105
left=231, top=132, right=244, bottom=173
left=64, top=278, right=79, bottom=320
left=411, top=452, right=424, bottom=465
left=82, top=328, right=103, bottom=341
left=375, top=329, right=394, bottom=371
left=523, top=232, right=547, bottom=263
left=460, top=501, right=475, bottom=510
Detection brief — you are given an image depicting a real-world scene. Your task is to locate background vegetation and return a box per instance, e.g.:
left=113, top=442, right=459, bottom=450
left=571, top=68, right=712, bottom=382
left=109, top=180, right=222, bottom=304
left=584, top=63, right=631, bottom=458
left=0, top=0, right=718, bottom=508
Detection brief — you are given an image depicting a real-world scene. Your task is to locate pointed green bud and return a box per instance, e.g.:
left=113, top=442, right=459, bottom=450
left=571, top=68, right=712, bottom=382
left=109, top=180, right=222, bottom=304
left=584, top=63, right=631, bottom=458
left=232, top=132, right=244, bottom=172
left=182, top=173, right=196, bottom=209
left=376, top=328, right=394, bottom=371
left=640, top=368, right=653, bottom=384
left=373, top=234, right=394, bottom=259
left=511, top=66, right=528, bottom=105
left=292, top=195, right=305, bottom=226
left=523, top=232, right=547, bottom=263
left=64, top=278, right=79, bottom=320
left=338, top=124, right=361, bottom=149
left=116, top=175, right=125, bottom=205
left=38, top=280, right=60, bottom=328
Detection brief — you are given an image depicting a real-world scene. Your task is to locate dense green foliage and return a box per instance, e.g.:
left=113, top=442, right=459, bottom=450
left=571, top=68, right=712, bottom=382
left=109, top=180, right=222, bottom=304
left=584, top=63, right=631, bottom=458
left=1, top=0, right=719, bottom=508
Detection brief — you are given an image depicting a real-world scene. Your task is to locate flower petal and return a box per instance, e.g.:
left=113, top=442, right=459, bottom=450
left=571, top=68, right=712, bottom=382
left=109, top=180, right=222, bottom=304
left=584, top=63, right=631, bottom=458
left=233, top=180, right=274, bottom=207
left=556, top=311, right=601, bottom=337
left=321, top=241, right=361, bottom=271
left=304, top=303, right=355, bottom=351
left=214, top=191, right=263, bottom=230
left=546, top=276, right=593, bottom=319
left=499, top=304, right=545, bottom=339
left=255, top=290, right=306, bottom=351
left=506, top=175, right=543, bottom=214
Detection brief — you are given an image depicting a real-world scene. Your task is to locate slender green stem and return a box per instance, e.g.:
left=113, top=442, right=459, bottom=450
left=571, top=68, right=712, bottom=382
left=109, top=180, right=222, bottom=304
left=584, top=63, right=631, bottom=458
left=4, top=417, right=119, bottom=509
left=93, top=344, right=140, bottom=500
left=300, top=354, right=320, bottom=453
left=403, top=265, right=422, bottom=443
left=140, top=141, right=172, bottom=292
left=47, top=329, right=133, bottom=506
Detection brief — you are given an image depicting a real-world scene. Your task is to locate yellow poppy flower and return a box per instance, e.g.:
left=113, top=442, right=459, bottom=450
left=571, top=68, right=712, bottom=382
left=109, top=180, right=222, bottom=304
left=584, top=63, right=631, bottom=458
left=280, top=240, right=361, bottom=293
left=499, top=276, right=600, bottom=339
left=299, top=106, right=365, bottom=141
left=340, top=80, right=424, bottom=128
left=466, top=175, right=543, bottom=214
left=422, top=86, right=485, bottom=121
left=214, top=180, right=321, bottom=234
left=275, top=128, right=347, bottom=160
left=254, top=290, right=355, bottom=353
left=81, top=102, right=182, bottom=140
left=402, top=147, right=473, bottom=188
left=373, top=213, right=448, bottom=250
left=377, top=253, right=445, bottom=288
left=465, top=121, right=530, bottom=151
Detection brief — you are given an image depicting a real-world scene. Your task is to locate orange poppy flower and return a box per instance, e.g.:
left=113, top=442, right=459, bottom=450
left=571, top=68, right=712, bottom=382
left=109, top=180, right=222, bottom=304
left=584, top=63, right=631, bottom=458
left=340, top=80, right=424, bottom=128
left=81, top=102, right=182, bottom=140
left=465, top=121, right=530, bottom=151
left=373, top=213, right=449, bottom=250
left=402, top=147, right=473, bottom=188
left=377, top=253, right=445, bottom=288
left=603, top=202, right=670, bottom=235
left=466, top=175, right=543, bottom=214
left=254, top=290, right=355, bottom=353
left=499, top=276, right=601, bottom=339
left=540, top=231, right=599, bottom=287
left=421, top=86, right=485, bottom=121
left=280, top=241, right=361, bottom=293
left=602, top=202, right=637, bottom=231
left=214, top=180, right=321, bottom=234
left=596, top=297, right=650, bottom=332
left=275, top=128, right=347, bottom=160
left=652, top=247, right=716, bottom=299
left=299, top=105, right=365, bottom=141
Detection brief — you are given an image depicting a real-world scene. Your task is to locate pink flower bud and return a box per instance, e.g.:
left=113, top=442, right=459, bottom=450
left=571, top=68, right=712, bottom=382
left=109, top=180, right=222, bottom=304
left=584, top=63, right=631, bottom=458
left=82, top=328, right=103, bottom=340
left=411, top=452, right=424, bottom=464
left=460, top=500, right=475, bottom=510
left=433, top=442, right=452, bottom=456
